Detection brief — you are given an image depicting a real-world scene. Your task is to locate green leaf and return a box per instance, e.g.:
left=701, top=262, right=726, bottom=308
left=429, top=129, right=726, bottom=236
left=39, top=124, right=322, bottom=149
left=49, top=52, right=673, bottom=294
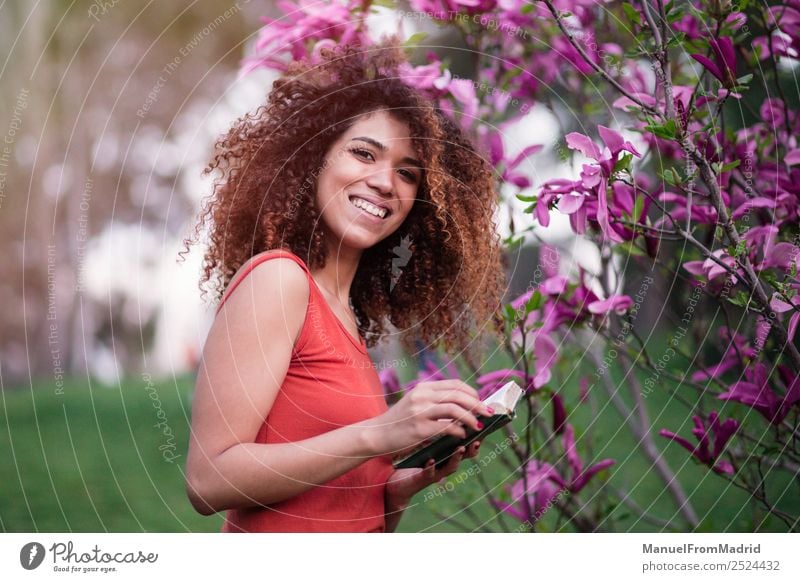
left=370, top=0, right=396, bottom=7
left=504, top=233, right=525, bottom=252
left=719, top=159, right=741, bottom=173
left=404, top=32, right=428, bottom=47
left=660, top=167, right=680, bottom=186
left=516, top=192, right=538, bottom=203
left=525, top=290, right=543, bottom=313
left=521, top=3, right=535, bottom=13
left=760, top=270, right=779, bottom=287
left=632, top=194, right=645, bottom=222
left=665, top=32, right=687, bottom=48
left=611, top=240, right=646, bottom=257
left=736, top=73, right=753, bottom=85
left=613, top=152, right=633, bottom=174
left=726, top=290, right=752, bottom=308
left=644, top=119, right=677, bottom=140
left=621, top=3, right=641, bottom=26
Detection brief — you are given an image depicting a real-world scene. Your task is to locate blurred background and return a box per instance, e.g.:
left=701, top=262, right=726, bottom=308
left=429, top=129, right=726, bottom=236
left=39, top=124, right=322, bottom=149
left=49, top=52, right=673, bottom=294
left=0, top=0, right=286, bottom=533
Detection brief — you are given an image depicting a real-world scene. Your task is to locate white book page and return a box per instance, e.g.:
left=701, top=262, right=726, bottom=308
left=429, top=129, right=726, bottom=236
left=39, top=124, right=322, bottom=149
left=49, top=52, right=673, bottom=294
left=481, top=381, right=523, bottom=415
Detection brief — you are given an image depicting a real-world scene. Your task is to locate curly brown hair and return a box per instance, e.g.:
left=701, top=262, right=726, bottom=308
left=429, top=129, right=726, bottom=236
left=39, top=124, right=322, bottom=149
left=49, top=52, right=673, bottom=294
left=184, top=40, right=506, bottom=358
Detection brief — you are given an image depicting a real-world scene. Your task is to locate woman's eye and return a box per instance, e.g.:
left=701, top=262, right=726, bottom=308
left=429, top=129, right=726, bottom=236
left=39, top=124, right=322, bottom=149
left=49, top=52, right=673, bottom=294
left=399, top=169, right=419, bottom=183
left=351, top=147, right=374, bottom=161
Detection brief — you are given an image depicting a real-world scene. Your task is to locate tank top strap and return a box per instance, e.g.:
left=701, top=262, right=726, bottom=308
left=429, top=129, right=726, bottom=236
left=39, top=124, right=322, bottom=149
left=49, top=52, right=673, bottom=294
left=216, top=249, right=312, bottom=315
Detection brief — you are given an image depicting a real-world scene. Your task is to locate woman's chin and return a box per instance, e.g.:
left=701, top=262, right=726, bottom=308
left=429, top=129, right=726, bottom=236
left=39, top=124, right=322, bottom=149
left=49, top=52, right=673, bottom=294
left=336, top=224, right=396, bottom=250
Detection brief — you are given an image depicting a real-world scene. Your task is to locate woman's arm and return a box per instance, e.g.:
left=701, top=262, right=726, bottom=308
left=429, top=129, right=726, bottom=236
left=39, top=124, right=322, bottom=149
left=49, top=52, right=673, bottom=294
left=185, top=258, right=385, bottom=515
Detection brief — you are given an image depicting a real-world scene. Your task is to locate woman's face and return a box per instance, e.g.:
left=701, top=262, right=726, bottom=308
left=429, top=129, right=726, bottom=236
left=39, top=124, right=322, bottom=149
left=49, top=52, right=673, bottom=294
left=314, top=110, right=422, bottom=251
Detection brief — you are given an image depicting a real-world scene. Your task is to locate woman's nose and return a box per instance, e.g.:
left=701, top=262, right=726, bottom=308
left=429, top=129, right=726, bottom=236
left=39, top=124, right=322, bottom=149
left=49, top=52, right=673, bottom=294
left=364, top=165, right=394, bottom=195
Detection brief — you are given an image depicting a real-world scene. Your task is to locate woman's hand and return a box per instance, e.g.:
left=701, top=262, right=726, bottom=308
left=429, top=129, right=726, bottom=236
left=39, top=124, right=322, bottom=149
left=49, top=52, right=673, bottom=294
left=364, top=379, right=493, bottom=457
left=384, top=440, right=482, bottom=510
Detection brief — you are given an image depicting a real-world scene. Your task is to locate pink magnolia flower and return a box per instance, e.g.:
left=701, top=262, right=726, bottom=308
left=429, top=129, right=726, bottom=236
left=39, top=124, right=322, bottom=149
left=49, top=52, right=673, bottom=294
left=404, top=358, right=460, bottom=391
left=682, top=249, right=742, bottom=283
left=490, top=461, right=564, bottom=522
left=659, top=412, right=738, bottom=475
left=760, top=4, right=800, bottom=60
left=691, top=37, right=737, bottom=87
left=398, top=61, right=451, bottom=96
left=488, top=131, right=543, bottom=189
left=440, top=78, right=480, bottom=130
left=655, top=191, right=718, bottom=227
left=752, top=34, right=797, bottom=60
left=786, top=149, right=800, bottom=166
left=509, top=287, right=564, bottom=389
left=242, top=0, right=370, bottom=74
left=587, top=295, right=633, bottom=315
left=691, top=326, right=757, bottom=382
left=718, top=363, right=800, bottom=425
left=762, top=243, right=800, bottom=272
left=673, top=13, right=703, bottom=40
left=563, top=424, right=616, bottom=492
left=490, top=424, right=614, bottom=523
left=536, top=126, right=642, bottom=242
left=771, top=292, right=800, bottom=342
left=761, top=98, right=787, bottom=129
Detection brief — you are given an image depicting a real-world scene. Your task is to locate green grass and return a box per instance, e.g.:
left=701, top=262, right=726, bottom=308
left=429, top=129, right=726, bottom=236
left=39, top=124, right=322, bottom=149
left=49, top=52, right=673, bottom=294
left=1, top=375, right=222, bottom=532
left=2, top=368, right=797, bottom=532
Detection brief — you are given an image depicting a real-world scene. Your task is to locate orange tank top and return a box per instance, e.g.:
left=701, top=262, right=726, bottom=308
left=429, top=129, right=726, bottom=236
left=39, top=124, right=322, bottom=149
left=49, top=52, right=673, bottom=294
left=216, top=249, right=395, bottom=533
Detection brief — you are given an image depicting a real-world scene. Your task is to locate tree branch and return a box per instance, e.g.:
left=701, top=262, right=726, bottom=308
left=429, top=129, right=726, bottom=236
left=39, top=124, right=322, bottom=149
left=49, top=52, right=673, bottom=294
left=542, top=0, right=660, bottom=116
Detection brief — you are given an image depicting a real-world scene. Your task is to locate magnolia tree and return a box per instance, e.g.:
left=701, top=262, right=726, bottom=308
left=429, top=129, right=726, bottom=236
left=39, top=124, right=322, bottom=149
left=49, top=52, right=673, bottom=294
left=245, top=0, right=800, bottom=531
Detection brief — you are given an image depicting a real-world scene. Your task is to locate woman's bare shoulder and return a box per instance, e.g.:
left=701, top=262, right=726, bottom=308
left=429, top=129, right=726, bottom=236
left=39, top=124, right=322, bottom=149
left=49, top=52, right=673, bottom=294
left=217, top=253, right=310, bottom=343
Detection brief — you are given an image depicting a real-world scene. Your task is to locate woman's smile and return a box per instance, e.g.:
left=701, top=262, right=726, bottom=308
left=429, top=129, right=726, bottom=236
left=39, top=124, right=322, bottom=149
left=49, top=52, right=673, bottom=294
left=347, top=194, right=392, bottom=221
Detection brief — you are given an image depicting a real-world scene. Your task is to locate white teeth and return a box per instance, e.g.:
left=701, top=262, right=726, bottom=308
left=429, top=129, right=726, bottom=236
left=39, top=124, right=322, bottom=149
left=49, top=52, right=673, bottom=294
left=350, top=197, right=387, bottom=219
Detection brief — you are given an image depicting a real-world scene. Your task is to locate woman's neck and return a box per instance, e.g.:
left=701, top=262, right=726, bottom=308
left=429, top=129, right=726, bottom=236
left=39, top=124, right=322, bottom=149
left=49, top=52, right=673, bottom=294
left=310, top=240, right=362, bottom=305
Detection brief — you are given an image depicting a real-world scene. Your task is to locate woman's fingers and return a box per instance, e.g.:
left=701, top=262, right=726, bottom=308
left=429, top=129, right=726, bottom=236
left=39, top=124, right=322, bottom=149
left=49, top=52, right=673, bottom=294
left=429, top=381, right=492, bottom=416
left=464, top=440, right=481, bottom=459
left=435, top=446, right=466, bottom=482
left=427, top=403, right=482, bottom=431
left=431, top=379, right=480, bottom=400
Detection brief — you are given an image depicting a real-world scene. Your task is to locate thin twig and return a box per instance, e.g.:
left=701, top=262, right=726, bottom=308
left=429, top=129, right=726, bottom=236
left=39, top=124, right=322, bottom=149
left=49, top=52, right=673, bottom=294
left=542, top=0, right=660, bottom=117
left=587, top=347, right=700, bottom=527
left=610, top=485, right=677, bottom=530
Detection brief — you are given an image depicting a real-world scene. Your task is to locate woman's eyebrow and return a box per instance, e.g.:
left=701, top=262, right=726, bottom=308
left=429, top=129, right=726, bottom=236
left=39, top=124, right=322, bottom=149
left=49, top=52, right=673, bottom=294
left=351, top=136, right=422, bottom=167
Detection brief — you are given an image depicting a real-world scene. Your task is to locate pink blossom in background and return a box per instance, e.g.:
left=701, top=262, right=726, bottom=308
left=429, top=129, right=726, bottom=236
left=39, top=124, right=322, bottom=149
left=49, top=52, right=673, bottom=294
left=692, top=327, right=758, bottom=383
left=659, top=412, right=739, bottom=475
left=691, top=37, right=737, bottom=87
left=241, top=0, right=371, bottom=74
left=719, top=363, right=800, bottom=425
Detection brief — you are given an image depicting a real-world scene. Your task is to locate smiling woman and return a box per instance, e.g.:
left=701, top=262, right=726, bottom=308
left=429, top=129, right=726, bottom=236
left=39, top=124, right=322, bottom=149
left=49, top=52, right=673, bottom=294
left=182, top=40, right=507, bottom=532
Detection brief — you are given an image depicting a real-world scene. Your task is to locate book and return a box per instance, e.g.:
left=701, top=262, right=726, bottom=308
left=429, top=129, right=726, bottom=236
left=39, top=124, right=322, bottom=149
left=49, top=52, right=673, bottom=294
left=392, top=381, right=523, bottom=470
